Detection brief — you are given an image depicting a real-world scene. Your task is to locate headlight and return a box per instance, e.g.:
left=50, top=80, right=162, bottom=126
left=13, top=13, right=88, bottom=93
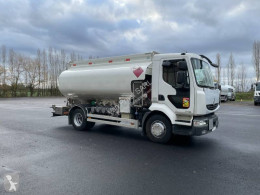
left=193, top=120, right=207, bottom=127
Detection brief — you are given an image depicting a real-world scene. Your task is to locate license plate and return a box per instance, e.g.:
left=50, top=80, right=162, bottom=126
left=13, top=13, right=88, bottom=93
left=209, top=119, right=214, bottom=130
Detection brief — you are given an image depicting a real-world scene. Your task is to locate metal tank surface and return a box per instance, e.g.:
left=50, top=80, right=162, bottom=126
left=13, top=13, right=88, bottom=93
left=58, top=53, right=154, bottom=102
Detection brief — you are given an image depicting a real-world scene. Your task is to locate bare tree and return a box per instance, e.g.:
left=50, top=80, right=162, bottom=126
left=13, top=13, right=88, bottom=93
left=222, top=66, right=226, bottom=85
left=253, top=41, right=260, bottom=81
left=60, top=49, right=66, bottom=71
left=36, top=49, right=42, bottom=96
left=54, top=49, right=60, bottom=95
left=42, top=49, right=48, bottom=96
left=236, top=62, right=248, bottom=92
left=240, top=63, right=247, bottom=92
left=70, top=51, right=76, bottom=61
left=48, top=47, right=55, bottom=95
left=1, top=45, right=7, bottom=96
left=228, top=53, right=236, bottom=86
left=9, top=50, right=24, bottom=97
left=0, top=65, right=4, bottom=82
left=216, top=53, right=221, bottom=83
left=23, top=57, right=38, bottom=96
left=227, top=63, right=230, bottom=85
left=0, top=46, right=87, bottom=97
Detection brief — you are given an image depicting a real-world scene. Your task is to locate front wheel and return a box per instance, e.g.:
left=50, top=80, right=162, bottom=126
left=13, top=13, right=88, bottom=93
left=72, top=109, right=95, bottom=131
left=224, top=96, right=228, bottom=102
left=146, top=115, right=172, bottom=144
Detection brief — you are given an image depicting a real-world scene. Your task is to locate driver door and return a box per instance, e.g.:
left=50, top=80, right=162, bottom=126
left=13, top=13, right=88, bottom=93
left=158, top=58, right=193, bottom=115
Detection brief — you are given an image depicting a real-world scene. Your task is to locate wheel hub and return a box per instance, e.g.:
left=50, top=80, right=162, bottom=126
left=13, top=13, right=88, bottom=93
left=151, top=121, right=166, bottom=138
left=74, top=113, right=83, bottom=127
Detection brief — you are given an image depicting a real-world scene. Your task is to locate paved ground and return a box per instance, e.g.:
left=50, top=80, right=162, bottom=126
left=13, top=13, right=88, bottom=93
left=0, top=98, right=260, bottom=195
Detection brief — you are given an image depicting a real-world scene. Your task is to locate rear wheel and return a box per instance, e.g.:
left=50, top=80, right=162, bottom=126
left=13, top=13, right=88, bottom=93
left=72, top=109, right=95, bottom=131
left=146, top=115, right=172, bottom=144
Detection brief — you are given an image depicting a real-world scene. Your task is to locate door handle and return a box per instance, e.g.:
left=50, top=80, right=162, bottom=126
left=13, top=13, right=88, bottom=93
left=158, top=94, right=165, bottom=101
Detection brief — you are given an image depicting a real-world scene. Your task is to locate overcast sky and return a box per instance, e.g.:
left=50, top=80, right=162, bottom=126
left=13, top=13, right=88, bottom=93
left=0, top=0, right=259, bottom=76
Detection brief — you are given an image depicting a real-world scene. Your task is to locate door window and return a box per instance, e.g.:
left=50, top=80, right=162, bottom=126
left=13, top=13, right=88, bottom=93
left=163, top=59, right=189, bottom=88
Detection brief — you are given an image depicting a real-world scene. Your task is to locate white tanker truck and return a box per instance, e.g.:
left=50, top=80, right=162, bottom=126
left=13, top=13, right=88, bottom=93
left=52, top=52, right=220, bottom=143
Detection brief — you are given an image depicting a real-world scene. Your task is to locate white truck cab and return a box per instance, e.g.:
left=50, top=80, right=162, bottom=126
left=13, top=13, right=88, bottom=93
left=254, top=81, right=260, bottom=105
left=52, top=52, right=220, bottom=143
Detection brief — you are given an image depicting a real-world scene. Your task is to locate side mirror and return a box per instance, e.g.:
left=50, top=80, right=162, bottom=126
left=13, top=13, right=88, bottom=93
left=177, top=61, right=188, bottom=71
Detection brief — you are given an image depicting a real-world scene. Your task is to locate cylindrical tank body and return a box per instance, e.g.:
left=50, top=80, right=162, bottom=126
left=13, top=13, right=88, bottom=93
left=58, top=62, right=151, bottom=101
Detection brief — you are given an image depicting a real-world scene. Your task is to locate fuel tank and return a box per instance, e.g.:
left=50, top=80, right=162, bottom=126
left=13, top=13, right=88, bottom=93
left=58, top=61, right=152, bottom=101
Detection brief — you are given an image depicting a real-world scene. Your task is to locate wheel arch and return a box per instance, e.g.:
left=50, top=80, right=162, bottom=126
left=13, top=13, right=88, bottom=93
left=68, top=105, right=88, bottom=125
left=142, top=105, right=176, bottom=135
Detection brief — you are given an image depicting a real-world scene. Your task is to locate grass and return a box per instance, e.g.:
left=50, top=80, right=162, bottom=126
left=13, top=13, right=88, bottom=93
left=236, top=91, right=254, bottom=101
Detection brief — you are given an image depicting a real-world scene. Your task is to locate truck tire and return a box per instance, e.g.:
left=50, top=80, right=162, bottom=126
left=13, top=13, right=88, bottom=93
left=146, top=115, right=172, bottom=144
left=254, top=101, right=257, bottom=106
left=224, top=96, right=228, bottom=102
left=72, top=109, right=95, bottom=131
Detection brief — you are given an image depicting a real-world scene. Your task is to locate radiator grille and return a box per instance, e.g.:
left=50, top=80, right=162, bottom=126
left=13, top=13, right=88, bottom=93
left=206, top=103, right=219, bottom=110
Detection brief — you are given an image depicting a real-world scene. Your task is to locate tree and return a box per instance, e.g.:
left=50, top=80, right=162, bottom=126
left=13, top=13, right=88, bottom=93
left=222, top=66, right=226, bottom=85
left=236, top=62, right=248, bottom=92
left=253, top=41, right=260, bottom=81
left=53, top=49, right=60, bottom=95
left=42, top=49, right=48, bottom=96
left=228, top=53, right=236, bottom=86
left=0, top=46, right=87, bottom=97
left=1, top=45, right=7, bottom=96
left=8, top=49, right=24, bottom=97
left=60, top=49, right=67, bottom=71
left=216, top=53, right=221, bottom=83
left=36, top=49, right=42, bottom=96
left=0, top=65, right=4, bottom=81
left=48, top=47, right=55, bottom=95
left=70, top=51, right=76, bottom=61
left=23, top=57, right=38, bottom=96
left=239, top=63, right=247, bottom=92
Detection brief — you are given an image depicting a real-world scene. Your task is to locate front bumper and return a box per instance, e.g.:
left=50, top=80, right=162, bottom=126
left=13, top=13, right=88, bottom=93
left=173, top=114, right=219, bottom=136
left=254, top=96, right=260, bottom=103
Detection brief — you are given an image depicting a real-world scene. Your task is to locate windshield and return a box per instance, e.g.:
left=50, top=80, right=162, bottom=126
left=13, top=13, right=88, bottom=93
left=256, top=83, right=260, bottom=91
left=191, top=58, right=214, bottom=88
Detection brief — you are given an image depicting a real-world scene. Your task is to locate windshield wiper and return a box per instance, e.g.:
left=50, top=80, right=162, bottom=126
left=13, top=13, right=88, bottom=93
left=198, top=84, right=215, bottom=89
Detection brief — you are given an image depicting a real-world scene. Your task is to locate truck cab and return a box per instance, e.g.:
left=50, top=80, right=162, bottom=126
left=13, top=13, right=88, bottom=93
left=254, top=82, right=260, bottom=105
left=148, top=53, right=219, bottom=138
